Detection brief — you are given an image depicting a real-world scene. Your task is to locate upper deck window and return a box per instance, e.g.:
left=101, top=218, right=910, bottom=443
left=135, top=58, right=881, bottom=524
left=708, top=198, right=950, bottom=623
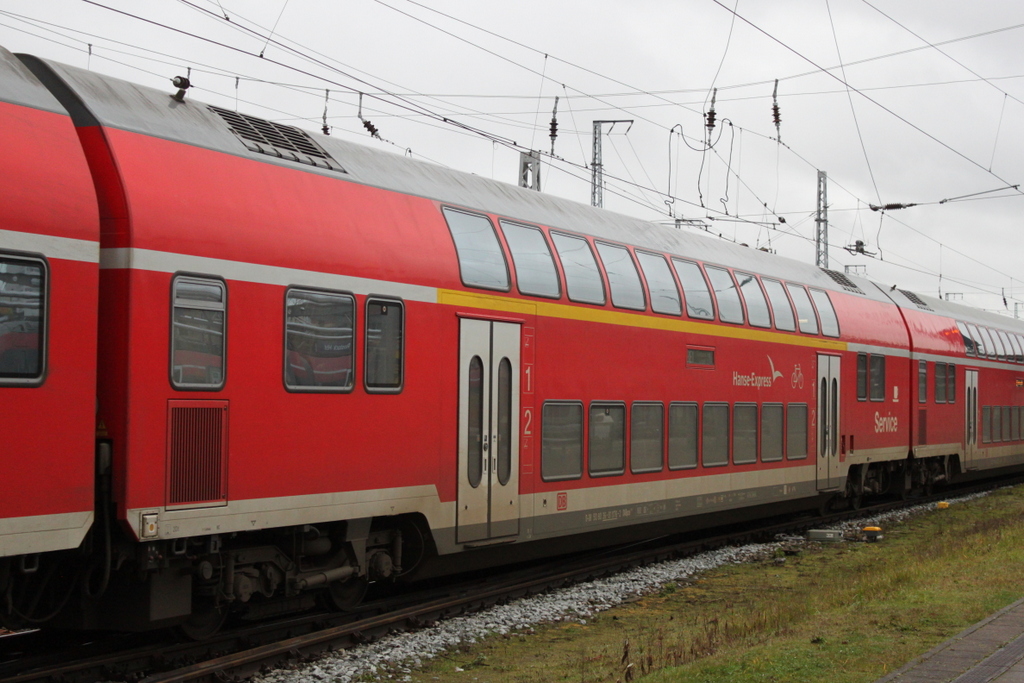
left=967, top=323, right=987, bottom=357
left=499, top=221, right=560, bottom=299
left=636, top=252, right=681, bottom=316
left=704, top=266, right=744, bottom=324
left=551, top=233, right=606, bottom=305
left=171, top=276, right=226, bottom=390
left=786, top=284, right=819, bottom=335
left=762, top=278, right=796, bottom=331
left=595, top=243, right=646, bottom=311
left=979, top=327, right=997, bottom=360
left=0, top=255, right=46, bottom=384
left=957, top=322, right=977, bottom=356
left=736, top=272, right=771, bottom=328
left=672, top=259, right=714, bottom=320
left=809, top=289, right=840, bottom=337
left=442, top=208, right=509, bottom=291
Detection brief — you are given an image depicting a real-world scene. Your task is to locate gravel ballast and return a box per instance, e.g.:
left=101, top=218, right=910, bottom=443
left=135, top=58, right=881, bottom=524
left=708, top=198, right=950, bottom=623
left=253, top=493, right=988, bottom=683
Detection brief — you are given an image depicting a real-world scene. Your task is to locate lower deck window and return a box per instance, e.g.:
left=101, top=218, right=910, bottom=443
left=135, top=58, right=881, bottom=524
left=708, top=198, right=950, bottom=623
left=0, top=255, right=46, bottom=383
left=761, top=403, right=784, bottom=462
left=171, top=275, right=226, bottom=390
left=542, top=402, right=583, bottom=481
left=983, top=406, right=991, bottom=443
left=733, top=404, right=757, bottom=464
left=285, top=288, right=354, bottom=390
left=589, top=403, right=625, bottom=476
left=787, top=403, right=808, bottom=459
left=630, top=403, right=664, bottom=473
left=702, top=403, right=729, bottom=467
left=668, top=402, right=698, bottom=469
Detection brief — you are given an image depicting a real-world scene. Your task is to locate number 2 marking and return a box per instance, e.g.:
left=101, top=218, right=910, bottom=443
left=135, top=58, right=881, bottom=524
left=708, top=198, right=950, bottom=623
left=523, top=407, right=533, bottom=435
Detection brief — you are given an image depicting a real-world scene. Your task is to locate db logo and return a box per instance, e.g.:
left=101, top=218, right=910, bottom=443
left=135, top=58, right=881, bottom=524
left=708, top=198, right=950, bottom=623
left=556, top=492, right=568, bottom=511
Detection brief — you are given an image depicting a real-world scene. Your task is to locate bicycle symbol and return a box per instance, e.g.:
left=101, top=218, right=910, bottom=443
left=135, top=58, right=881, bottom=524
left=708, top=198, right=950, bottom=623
left=791, top=364, right=804, bottom=389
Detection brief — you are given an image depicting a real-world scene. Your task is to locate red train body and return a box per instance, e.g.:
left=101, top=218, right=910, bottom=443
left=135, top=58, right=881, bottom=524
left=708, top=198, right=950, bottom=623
left=2, top=46, right=1022, bottom=632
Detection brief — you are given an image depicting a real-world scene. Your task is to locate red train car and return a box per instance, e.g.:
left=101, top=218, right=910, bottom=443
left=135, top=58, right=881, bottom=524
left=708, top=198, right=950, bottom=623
left=0, top=45, right=98, bottom=586
left=4, top=48, right=1024, bottom=634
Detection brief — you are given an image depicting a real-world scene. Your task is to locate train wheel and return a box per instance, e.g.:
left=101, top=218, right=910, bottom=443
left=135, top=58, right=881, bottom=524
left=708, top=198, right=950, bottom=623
left=178, top=598, right=227, bottom=640
left=326, top=577, right=368, bottom=612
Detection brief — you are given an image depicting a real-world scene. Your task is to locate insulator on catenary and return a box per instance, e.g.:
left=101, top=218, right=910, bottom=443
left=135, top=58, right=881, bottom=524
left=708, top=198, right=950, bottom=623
left=549, top=96, right=559, bottom=156
left=772, top=79, right=781, bottom=141
left=705, top=88, right=717, bottom=133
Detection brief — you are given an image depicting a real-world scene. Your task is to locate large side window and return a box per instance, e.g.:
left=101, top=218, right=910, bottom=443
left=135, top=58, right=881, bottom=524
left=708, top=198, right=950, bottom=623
left=761, top=403, right=784, bottom=462
left=551, top=232, right=606, bottom=305
left=702, top=402, right=729, bottom=467
left=542, top=402, right=583, bottom=481
left=365, top=298, right=403, bottom=391
left=733, top=403, right=757, bottom=464
left=0, top=255, right=46, bottom=384
left=284, top=288, right=354, bottom=391
left=736, top=273, right=771, bottom=328
left=499, top=221, right=560, bottom=299
left=589, top=402, right=625, bottom=476
left=672, top=259, right=714, bottom=320
left=630, top=403, right=664, bottom=473
left=786, top=284, right=819, bottom=335
left=705, top=266, right=744, bottom=324
left=869, top=355, right=885, bottom=401
left=636, top=252, right=682, bottom=316
left=809, top=289, right=840, bottom=337
left=442, top=208, right=509, bottom=291
left=786, top=403, right=808, bottom=460
left=762, top=278, right=796, bottom=331
left=595, top=243, right=646, bottom=311
left=171, top=275, right=226, bottom=390
left=668, top=402, right=698, bottom=470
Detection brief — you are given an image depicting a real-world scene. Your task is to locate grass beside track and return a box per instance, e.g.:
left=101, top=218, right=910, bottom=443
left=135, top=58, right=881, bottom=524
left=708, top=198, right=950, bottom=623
left=407, top=486, right=1024, bottom=683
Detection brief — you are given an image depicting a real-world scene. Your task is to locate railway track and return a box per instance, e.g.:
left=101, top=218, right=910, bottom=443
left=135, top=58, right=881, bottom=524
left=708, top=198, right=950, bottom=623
left=3, top=478, right=1017, bottom=683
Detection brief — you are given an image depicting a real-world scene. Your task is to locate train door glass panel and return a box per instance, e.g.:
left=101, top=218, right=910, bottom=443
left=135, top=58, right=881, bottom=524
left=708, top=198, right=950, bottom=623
left=365, top=299, right=403, bottom=392
left=284, top=288, right=354, bottom=391
left=630, top=403, right=664, bottom=473
left=595, top=243, right=645, bottom=311
left=786, top=285, right=819, bottom=335
left=809, top=289, right=840, bottom=337
left=442, top=208, right=509, bottom=291
left=702, top=403, right=729, bottom=467
left=668, top=402, right=698, bottom=469
left=551, top=233, right=606, bottom=305
left=171, top=276, right=226, bottom=390
left=457, top=319, right=521, bottom=543
left=869, top=355, right=885, bottom=401
left=761, top=404, right=784, bottom=462
left=672, top=260, right=715, bottom=320
left=0, top=255, right=46, bottom=383
left=735, top=272, right=771, bottom=328
left=541, top=402, right=583, bottom=480
left=918, top=361, right=927, bottom=403
left=816, top=355, right=841, bottom=490
left=957, top=322, right=977, bottom=356
left=636, top=252, right=682, bottom=316
left=589, top=403, right=625, bottom=476
left=704, top=267, right=744, bottom=324
left=965, top=370, right=979, bottom=468
left=733, top=404, right=757, bottom=464
left=499, top=221, right=560, bottom=298
left=787, top=404, right=808, bottom=460
left=762, top=279, right=796, bottom=331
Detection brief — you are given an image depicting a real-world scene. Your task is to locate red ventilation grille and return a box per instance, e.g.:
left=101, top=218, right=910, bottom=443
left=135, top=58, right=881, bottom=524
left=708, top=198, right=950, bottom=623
left=167, top=400, right=228, bottom=507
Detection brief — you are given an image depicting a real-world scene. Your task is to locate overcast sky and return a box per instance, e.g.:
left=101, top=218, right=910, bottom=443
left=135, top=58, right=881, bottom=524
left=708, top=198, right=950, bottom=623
left=2, top=1, right=1023, bottom=313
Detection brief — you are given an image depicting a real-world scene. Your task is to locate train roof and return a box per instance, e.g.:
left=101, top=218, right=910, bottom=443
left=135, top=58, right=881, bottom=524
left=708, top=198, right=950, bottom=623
left=0, top=46, right=67, bottom=114
left=14, top=49, right=1024, bottom=336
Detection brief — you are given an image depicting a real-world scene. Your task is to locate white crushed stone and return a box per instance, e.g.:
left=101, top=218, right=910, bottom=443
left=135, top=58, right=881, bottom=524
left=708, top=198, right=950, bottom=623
left=251, top=491, right=989, bottom=683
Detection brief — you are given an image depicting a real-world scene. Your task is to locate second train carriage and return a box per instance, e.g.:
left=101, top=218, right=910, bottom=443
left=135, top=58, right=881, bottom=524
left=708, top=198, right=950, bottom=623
left=4, top=46, right=1024, bottom=632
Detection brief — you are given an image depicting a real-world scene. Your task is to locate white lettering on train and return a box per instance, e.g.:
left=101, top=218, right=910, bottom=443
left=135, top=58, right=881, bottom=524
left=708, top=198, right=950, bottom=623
left=874, top=412, right=899, bottom=433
